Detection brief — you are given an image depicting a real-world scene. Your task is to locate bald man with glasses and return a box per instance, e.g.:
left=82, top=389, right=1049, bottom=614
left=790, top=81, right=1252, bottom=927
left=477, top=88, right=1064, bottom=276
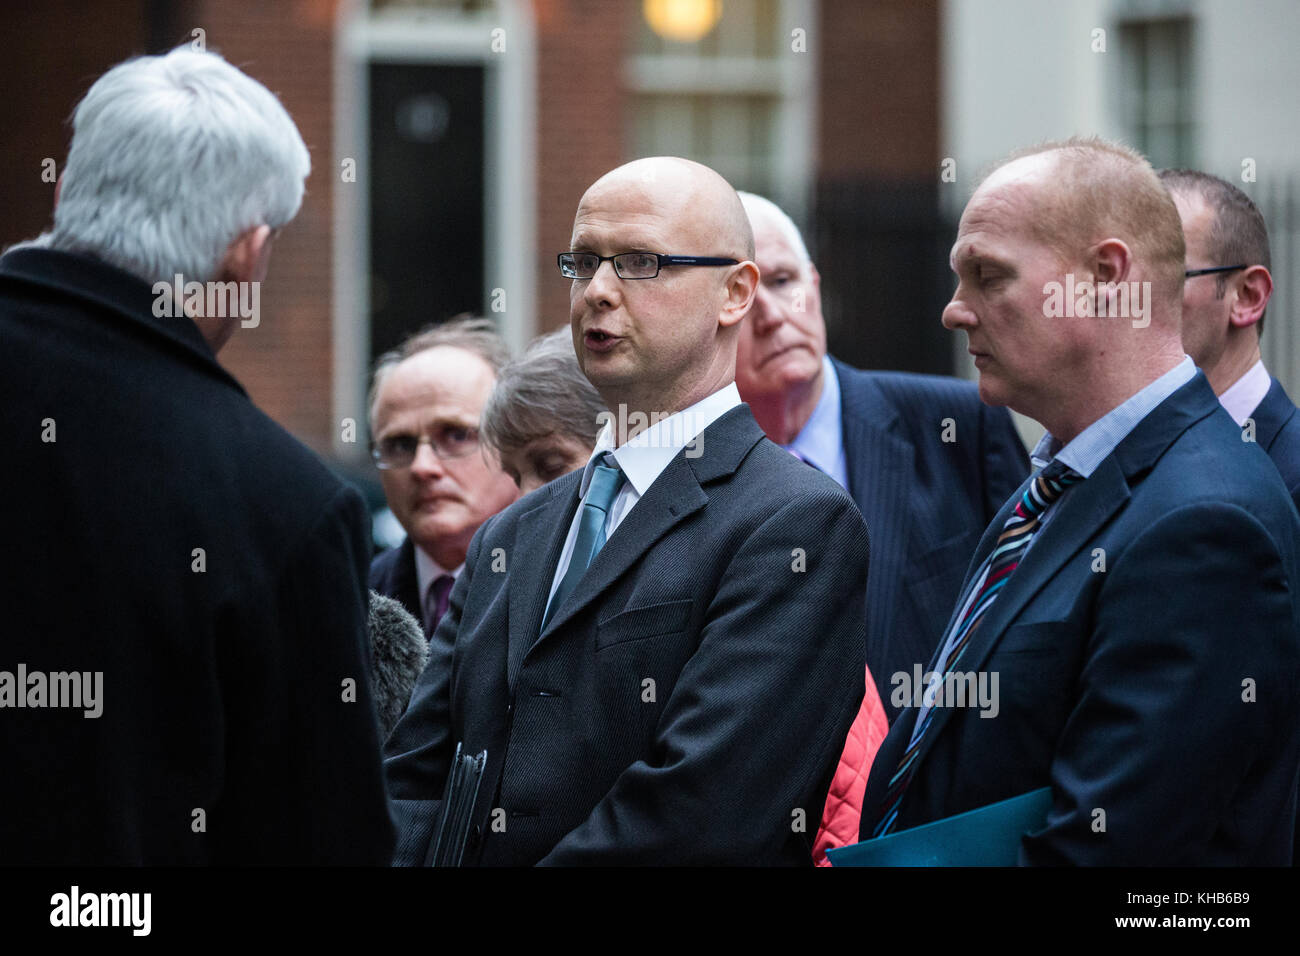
left=383, top=157, right=869, bottom=866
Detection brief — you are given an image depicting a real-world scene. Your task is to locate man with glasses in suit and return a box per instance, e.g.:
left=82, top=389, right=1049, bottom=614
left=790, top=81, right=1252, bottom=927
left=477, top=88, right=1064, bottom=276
left=1158, top=169, right=1300, bottom=510
left=368, top=317, right=520, bottom=640
left=384, top=157, right=869, bottom=866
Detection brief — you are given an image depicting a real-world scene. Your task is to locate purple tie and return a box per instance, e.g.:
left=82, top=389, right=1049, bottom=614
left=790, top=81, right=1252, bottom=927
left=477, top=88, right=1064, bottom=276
left=426, top=574, right=455, bottom=639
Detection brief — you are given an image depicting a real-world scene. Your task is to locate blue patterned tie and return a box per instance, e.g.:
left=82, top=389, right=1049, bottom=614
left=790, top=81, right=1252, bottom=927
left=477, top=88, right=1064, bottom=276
left=871, top=458, right=1083, bottom=837
left=541, top=454, right=625, bottom=631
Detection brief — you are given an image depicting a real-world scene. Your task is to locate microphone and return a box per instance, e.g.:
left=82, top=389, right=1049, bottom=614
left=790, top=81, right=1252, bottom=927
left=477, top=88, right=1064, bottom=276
left=367, top=590, right=429, bottom=741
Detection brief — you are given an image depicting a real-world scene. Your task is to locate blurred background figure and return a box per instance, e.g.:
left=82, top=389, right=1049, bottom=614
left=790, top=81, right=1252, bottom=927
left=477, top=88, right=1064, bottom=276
left=1159, top=168, right=1300, bottom=508
left=733, top=190, right=1028, bottom=863
left=368, top=316, right=520, bottom=640
left=734, top=193, right=1027, bottom=680
left=481, top=328, right=606, bottom=494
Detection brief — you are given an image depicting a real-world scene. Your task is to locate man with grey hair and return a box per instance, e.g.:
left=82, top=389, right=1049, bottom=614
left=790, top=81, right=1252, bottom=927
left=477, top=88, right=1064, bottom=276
left=0, top=47, right=393, bottom=863
left=734, top=191, right=1028, bottom=861
left=481, top=329, right=607, bottom=495
left=1158, top=169, right=1300, bottom=510
left=368, top=316, right=520, bottom=640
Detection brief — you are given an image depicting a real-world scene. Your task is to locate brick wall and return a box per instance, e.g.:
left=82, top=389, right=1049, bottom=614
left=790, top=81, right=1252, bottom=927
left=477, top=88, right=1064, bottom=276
left=193, top=0, right=341, bottom=454
left=3, top=0, right=943, bottom=447
left=532, top=0, right=631, bottom=332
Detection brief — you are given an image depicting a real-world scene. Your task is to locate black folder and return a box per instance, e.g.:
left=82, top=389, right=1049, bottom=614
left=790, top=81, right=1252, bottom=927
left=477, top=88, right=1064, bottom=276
left=424, top=742, right=488, bottom=867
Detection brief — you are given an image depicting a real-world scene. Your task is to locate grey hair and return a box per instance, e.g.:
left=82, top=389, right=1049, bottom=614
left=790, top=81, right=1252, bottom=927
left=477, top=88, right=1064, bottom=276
left=368, top=315, right=510, bottom=433
left=47, top=46, right=310, bottom=284
left=480, top=329, right=607, bottom=454
left=737, top=191, right=812, bottom=264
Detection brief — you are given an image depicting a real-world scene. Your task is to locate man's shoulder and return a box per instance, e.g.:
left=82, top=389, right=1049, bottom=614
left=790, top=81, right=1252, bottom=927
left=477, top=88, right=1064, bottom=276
left=1138, top=397, right=1297, bottom=524
left=725, top=434, right=863, bottom=529
left=476, top=469, right=581, bottom=538
left=220, top=401, right=357, bottom=519
left=370, top=539, right=412, bottom=586
left=1254, top=380, right=1300, bottom=489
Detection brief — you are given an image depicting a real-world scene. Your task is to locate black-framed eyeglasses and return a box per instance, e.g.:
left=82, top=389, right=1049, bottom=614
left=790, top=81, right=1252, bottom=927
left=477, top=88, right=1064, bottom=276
left=558, top=251, right=739, bottom=280
left=1185, top=264, right=1247, bottom=278
left=370, top=425, right=481, bottom=470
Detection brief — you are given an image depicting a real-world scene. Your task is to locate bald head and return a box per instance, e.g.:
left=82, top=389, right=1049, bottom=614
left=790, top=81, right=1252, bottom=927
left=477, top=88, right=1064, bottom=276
left=566, top=157, right=760, bottom=426
left=577, top=157, right=755, bottom=262
left=977, top=138, right=1186, bottom=310
left=943, top=136, right=1190, bottom=443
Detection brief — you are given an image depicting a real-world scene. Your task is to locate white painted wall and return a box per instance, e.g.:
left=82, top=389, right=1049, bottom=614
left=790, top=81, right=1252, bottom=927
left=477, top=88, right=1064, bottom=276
left=941, top=0, right=1300, bottom=445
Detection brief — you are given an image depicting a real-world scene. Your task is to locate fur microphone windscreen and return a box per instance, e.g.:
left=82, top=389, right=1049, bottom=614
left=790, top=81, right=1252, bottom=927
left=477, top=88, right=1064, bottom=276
left=367, top=590, right=429, bottom=741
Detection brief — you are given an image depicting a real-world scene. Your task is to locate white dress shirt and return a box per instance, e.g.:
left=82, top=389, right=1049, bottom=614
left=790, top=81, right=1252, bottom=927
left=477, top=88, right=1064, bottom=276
left=545, top=382, right=743, bottom=609
left=1217, top=359, right=1272, bottom=427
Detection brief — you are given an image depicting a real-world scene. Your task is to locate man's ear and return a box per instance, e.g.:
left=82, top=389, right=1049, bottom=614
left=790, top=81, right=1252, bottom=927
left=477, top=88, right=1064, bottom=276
left=1091, top=238, right=1132, bottom=286
left=1088, top=238, right=1133, bottom=319
left=719, top=260, right=761, bottom=328
left=217, top=224, right=275, bottom=284
left=1229, top=265, right=1273, bottom=330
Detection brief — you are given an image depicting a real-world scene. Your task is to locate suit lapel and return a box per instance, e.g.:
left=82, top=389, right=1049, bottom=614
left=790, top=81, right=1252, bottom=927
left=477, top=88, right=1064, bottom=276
left=903, top=374, right=1222, bottom=774
left=524, top=406, right=765, bottom=662
left=1251, top=378, right=1297, bottom=453
left=534, top=456, right=709, bottom=647
left=837, top=367, right=915, bottom=649
left=506, top=477, right=581, bottom=687
left=392, top=538, right=423, bottom=625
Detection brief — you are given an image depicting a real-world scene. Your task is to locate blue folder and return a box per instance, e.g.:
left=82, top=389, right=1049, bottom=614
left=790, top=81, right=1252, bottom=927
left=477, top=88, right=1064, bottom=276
left=826, top=787, right=1052, bottom=866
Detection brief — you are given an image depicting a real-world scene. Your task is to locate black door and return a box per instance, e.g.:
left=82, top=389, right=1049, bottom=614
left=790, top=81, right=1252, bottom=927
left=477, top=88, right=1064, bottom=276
left=368, top=62, right=485, bottom=360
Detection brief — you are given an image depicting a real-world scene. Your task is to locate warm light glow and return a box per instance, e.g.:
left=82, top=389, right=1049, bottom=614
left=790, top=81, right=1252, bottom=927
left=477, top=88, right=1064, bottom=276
left=643, top=0, right=723, bottom=43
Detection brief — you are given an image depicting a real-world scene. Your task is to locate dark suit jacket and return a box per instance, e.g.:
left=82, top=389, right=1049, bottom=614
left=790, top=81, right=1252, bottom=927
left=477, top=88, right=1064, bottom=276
left=1253, top=377, right=1300, bottom=512
left=1248, top=376, right=1300, bottom=865
left=0, top=247, right=394, bottom=864
left=370, top=537, right=423, bottom=626
left=858, top=373, right=1300, bottom=864
left=832, top=360, right=1028, bottom=721
left=384, top=404, right=869, bottom=865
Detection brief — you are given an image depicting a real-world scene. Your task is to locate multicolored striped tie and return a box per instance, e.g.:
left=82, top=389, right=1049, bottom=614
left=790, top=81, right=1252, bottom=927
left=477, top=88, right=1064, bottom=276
left=871, top=458, right=1083, bottom=837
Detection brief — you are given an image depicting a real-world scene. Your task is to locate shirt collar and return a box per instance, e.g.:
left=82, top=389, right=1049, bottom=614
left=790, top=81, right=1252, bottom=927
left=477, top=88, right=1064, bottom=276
left=1030, top=355, right=1197, bottom=476
left=413, top=543, right=461, bottom=608
left=579, top=382, right=743, bottom=497
left=784, top=355, right=842, bottom=475
left=1217, top=359, right=1271, bottom=426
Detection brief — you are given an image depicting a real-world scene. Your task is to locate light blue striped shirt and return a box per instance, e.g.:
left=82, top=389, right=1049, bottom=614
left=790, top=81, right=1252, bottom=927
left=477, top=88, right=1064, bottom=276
left=1028, top=355, right=1197, bottom=534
